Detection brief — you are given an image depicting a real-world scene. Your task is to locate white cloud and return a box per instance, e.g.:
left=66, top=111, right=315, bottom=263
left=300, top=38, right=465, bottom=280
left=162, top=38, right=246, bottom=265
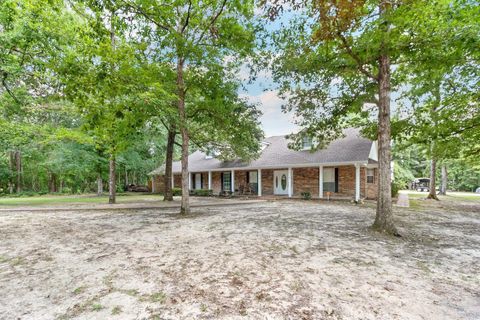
left=241, top=90, right=298, bottom=136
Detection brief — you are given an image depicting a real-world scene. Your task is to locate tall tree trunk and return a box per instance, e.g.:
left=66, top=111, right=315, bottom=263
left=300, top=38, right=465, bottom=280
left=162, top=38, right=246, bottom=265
left=427, top=158, right=439, bottom=200
left=125, top=167, right=128, bottom=189
left=97, top=174, right=103, bottom=196
left=8, top=151, right=14, bottom=193
left=15, top=151, right=22, bottom=193
left=164, top=125, right=176, bottom=201
left=372, top=3, right=398, bottom=235
left=439, top=164, right=447, bottom=195
left=109, top=155, right=116, bottom=204
left=177, top=57, right=190, bottom=215
left=49, top=172, right=57, bottom=193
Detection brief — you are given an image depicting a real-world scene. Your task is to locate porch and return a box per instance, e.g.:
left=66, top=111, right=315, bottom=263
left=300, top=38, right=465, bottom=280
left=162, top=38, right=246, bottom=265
left=168, top=164, right=378, bottom=201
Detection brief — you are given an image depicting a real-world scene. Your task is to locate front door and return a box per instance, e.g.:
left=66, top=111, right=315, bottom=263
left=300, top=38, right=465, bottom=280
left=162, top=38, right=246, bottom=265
left=195, top=173, right=202, bottom=190
left=273, top=170, right=288, bottom=195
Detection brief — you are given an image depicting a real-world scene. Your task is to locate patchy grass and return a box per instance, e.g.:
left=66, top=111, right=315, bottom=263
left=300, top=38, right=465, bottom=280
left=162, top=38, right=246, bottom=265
left=111, top=305, right=122, bottom=315
left=148, top=291, right=167, bottom=304
left=404, top=190, right=480, bottom=202
left=91, top=303, right=103, bottom=312
left=0, top=193, right=161, bottom=207
left=72, top=286, right=86, bottom=295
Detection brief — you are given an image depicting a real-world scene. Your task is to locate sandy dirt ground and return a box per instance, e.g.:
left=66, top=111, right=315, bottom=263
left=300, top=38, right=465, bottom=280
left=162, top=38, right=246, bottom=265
left=0, top=198, right=479, bottom=320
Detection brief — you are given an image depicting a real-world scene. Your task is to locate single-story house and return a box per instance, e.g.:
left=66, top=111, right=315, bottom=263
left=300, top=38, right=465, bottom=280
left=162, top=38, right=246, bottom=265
left=150, top=128, right=379, bottom=201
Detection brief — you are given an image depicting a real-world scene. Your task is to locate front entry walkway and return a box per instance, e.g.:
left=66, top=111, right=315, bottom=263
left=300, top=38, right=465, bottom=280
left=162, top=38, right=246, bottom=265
left=396, top=192, right=410, bottom=207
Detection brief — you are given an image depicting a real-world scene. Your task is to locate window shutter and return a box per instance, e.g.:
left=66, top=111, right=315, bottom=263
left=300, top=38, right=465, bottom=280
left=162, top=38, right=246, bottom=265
left=334, top=168, right=339, bottom=193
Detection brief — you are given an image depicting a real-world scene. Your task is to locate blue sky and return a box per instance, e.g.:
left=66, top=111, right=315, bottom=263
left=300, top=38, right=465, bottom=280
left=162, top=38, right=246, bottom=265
left=238, top=68, right=298, bottom=137
left=238, top=9, right=299, bottom=138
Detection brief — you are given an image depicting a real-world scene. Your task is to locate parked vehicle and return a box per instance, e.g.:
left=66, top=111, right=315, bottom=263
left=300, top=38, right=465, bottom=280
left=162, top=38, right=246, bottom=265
left=126, top=184, right=149, bottom=192
left=476, top=187, right=480, bottom=194
left=411, top=178, right=430, bottom=192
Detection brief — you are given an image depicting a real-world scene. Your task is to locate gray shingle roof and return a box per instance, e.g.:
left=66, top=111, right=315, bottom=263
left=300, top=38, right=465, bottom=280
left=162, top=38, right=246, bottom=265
left=150, top=128, right=375, bottom=175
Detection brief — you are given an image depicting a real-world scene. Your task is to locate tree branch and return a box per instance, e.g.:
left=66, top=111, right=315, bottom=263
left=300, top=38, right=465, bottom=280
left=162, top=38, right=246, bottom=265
left=181, top=0, right=193, bottom=34
left=1, top=73, right=21, bottom=104
left=337, top=32, right=378, bottom=81
left=195, top=0, right=227, bottom=44
left=120, top=0, right=172, bottom=32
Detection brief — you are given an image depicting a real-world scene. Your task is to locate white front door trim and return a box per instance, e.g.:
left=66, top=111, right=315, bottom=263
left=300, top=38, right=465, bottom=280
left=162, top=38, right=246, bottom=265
left=195, top=173, right=202, bottom=190
left=273, top=170, right=289, bottom=195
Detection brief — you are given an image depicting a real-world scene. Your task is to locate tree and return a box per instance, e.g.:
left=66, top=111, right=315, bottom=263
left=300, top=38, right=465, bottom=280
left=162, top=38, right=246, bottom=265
left=127, top=0, right=260, bottom=214
left=0, top=0, right=73, bottom=193
left=265, top=0, right=478, bottom=234
left=395, top=0, right=480, bottom=199
left=265, top=0, right=407, bottom=235
left=59, top=0, right=164, bottom=203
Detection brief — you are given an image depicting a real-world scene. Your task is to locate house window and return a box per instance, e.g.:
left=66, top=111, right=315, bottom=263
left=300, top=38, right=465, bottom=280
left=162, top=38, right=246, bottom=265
left=222, top=172, right=231, bottom=191
left=323, top=167, right=338, bottom=192
left=302, top=137, right=312, bottom=150
left=367, top=169, right=375, bottom=184
left=205, top=150, right=214, bottom=159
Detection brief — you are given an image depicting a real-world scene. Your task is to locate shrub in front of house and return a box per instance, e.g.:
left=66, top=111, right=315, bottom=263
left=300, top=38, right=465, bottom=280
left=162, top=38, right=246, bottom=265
left=192, top=189, right=213, bottom=196
left=391, top=181, right=402, bottom=198
left=172, top=188, right=182, bottom=196
left=301, top=192, right=312, bottom=200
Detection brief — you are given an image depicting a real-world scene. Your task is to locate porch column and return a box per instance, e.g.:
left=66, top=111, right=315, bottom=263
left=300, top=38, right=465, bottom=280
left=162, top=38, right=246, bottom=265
left=171, top=174, right=174, bottom=188
left=231, top=170, right=235, bottom=193
left=355, top=164, right=360, bottom=202
left=152, top=177, right=155, bottom=193
left=208, top=171, right=212, bottom=190
left=287, top=167, right=292, bottom=197
left=257, top=169, right=262, bottom=196
left=319, top=165, right=323, bottom=198
left=188, top=173, right=192, bottom=191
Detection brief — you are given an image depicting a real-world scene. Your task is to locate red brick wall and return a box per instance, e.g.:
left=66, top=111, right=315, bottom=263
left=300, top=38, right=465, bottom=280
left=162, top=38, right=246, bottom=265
left=151, top=173, right=183, bottom=193
left=293, top=167, right=319, bottom=197
left=261, top=169, right=274, bottom=195
left=152, top=175, right=164, bottom=194
left=212, top=172, right=222, bottom=193
left=233, top=171, right=248, bottom=193
left=366, top=168, right=378, bottom=199
left=152, top=165, right=378, bottom=199
left=173, top=174, right=181, bottom=188
left=338, top=166, right=355, bottom=197
left=337, top=166, right=369, bottom=198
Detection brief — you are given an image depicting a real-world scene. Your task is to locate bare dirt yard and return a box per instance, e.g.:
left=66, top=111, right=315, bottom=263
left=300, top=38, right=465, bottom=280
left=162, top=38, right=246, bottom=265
left=0, top=197, right=479, bottom=320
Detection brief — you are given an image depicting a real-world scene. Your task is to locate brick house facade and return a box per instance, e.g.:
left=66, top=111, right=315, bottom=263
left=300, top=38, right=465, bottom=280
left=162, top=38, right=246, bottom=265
left=150, top=129, right=379, bottom=200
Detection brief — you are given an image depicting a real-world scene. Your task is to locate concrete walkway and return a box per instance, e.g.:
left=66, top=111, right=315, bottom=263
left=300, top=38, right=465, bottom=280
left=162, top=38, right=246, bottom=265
left=396, top=192, right=410, bottom=207
left=0, top=198, right=266, bottom=213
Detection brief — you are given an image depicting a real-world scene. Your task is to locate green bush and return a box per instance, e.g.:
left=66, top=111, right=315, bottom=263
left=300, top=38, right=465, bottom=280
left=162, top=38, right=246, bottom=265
left=391, top=181, right=402, bottom=198
left=172, top=188, right=182, bottom=196
left=301, top=191, right=312, bottom=200
left=192, top=189, right=213, bottom=197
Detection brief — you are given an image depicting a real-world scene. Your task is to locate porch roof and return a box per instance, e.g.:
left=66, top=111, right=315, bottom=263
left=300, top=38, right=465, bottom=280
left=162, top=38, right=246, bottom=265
left=151, top=128, right=375, bottom=175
